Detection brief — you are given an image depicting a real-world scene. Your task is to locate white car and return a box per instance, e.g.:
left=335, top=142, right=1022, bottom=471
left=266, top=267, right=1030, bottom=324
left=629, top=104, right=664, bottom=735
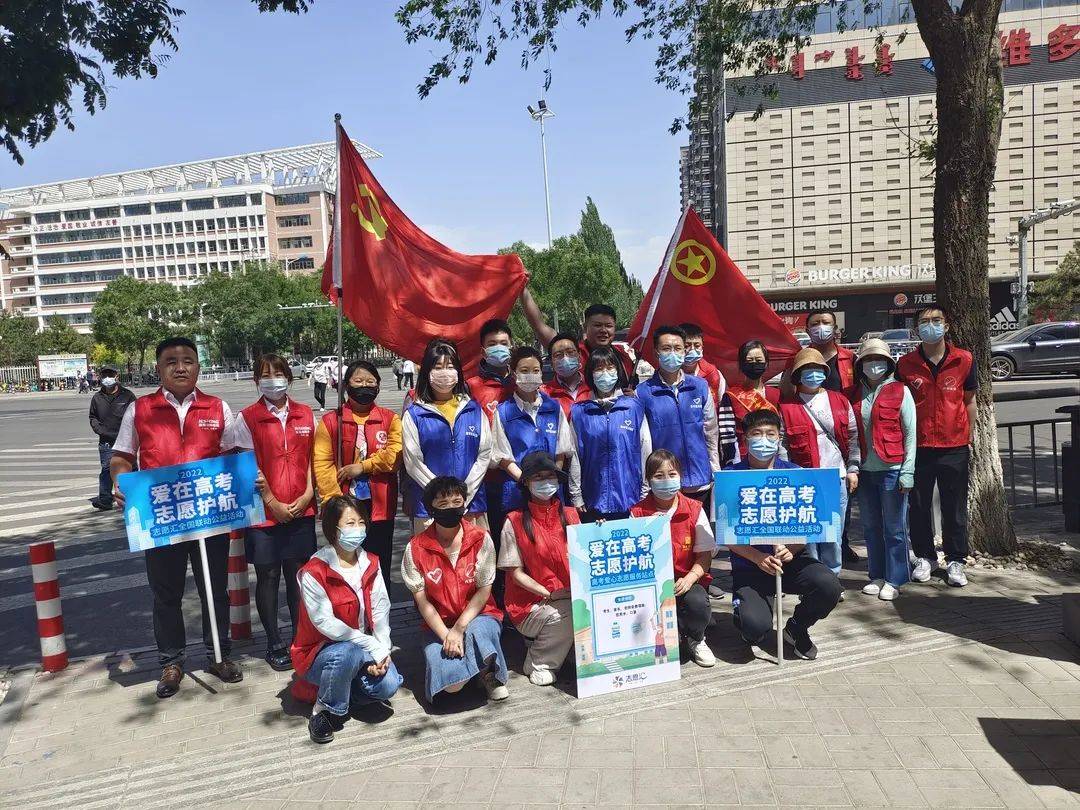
left=305, top=355, right=340, bottom=375
left=287, top=358, right=307, bottom=379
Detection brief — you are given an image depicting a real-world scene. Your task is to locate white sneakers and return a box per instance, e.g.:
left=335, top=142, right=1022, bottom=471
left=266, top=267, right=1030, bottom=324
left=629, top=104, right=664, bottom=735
left=911, top=558, right=933, bottom=582
left=689, top=638, right=716, bottom=668
left=946, top=561, right=968, bottom=587
left=482, top=671, right=509, bottom=700
left=878, top=583, right=899, bottom=601
left=862, top=579, right=884, bottom=596
left=528, top=668, right=555, bottom=686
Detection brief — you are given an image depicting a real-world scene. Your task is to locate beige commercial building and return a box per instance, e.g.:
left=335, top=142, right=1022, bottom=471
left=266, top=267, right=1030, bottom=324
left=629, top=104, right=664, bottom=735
left=0, top=141, right=379, bottom=333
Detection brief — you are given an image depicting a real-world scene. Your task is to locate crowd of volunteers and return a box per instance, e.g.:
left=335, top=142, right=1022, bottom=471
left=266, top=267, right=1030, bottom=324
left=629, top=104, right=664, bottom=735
left=103, top=293, right=975, bottom=743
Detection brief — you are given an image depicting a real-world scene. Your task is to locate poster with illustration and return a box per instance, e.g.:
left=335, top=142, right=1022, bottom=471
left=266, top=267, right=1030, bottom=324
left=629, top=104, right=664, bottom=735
left=567, top=514, right=680, bottom=699
left=713, top=467, right=842, bottom=546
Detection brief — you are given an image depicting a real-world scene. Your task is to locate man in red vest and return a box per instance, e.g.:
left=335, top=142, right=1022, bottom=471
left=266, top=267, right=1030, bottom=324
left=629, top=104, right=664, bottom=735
left=896, top=305, right=977, bottom=588
left=110, top=337, right=243, bottom=698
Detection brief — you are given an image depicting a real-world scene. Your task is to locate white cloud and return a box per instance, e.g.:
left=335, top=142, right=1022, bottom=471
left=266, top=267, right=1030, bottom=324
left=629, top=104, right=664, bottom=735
left=620, top=233, right=672, bottom=286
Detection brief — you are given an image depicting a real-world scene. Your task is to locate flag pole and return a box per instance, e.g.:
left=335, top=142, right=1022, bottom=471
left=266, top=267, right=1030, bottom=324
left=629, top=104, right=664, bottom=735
left=775, top=546, right=783, bottom=667
left=332, top=113, right=345, bottom=470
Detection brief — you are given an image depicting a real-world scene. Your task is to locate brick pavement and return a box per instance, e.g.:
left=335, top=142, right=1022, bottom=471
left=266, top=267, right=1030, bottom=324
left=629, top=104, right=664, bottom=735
left=2, top=542, right=1080, bottom=809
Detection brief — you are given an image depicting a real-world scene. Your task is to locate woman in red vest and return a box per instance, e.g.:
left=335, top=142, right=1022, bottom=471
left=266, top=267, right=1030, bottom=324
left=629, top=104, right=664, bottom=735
left=852, top=339, right=916, bottom=601
left=233, top=354, right=317, bottom=671
left=401, top=476, right=509, bottom=703
left=497, top=451, right=578, bottom=687
left=724, top=340, right=783, bottom=460
left=312, top=360, right=402, bottom=589
left=292, top=495, right=402, bottom=744
left=630, top=450, right=717, bottom=668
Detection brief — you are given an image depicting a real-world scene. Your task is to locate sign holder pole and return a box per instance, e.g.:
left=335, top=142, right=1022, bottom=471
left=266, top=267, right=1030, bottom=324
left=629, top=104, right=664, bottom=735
left=198, top=537, right=223, bottom=664
left=775, top=547, right=783, bottom=667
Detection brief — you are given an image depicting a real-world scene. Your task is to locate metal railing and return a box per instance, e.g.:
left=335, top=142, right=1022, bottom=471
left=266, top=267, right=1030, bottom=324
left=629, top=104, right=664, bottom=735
left=998, top=416, right=1069, bottom=508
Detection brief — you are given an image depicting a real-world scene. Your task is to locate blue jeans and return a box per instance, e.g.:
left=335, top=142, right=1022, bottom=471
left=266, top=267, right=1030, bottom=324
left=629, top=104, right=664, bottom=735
left=858, top=469, right=911, bottom=587
left=98, top=442, right=114, bottom=504
left=304, top=641, right=402, bottom=716
left=806, top=481, right=847, bottom=575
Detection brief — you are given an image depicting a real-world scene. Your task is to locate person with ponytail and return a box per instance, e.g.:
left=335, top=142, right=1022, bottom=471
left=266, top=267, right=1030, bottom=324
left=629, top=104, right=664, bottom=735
left=497, top=452, right=579, bottom=686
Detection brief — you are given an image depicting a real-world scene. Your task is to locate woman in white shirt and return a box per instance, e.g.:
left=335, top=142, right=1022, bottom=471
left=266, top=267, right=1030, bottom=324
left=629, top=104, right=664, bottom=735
left=290, top=495, right=402, bottom=744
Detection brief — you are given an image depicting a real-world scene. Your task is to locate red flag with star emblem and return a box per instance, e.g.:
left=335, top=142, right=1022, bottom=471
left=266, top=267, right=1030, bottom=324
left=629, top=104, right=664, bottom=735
left=322, top=122, right=528, bottom=371
left=628, top=208, right=800, bottom=381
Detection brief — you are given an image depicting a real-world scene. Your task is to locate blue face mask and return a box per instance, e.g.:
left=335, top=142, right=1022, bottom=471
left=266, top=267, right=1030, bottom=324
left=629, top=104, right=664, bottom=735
left=683, top=349, right=703, bottom=366
left=555, top=355, right=580, bottom=376
left=484, top=344, right=511, bottom=366
left=528, top=479, right=560, bottom=501
left=337, top=526, right=366, bottom=552
left=748, top=436, right=780, bottom=461
left=918, top=322, right=946, bottom=343
left=801, top=369, right=827, bottom=389
left=650, top=476, right=682, bottom=498
left=593, top=369, right=619, bottom=394
left=658, top=350, right=685, bottom=373
left=258, top=377, right=289, bottom=399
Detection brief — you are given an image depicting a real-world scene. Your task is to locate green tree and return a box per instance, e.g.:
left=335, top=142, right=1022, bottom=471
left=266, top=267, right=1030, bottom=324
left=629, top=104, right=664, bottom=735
left=397, top=0, right=1018, bottom=554
left=38, top=315, right=90, bottom=354
left=1032, top=242, right=1080, bottom=320
left=89, top=342, right=126, bottom=370
left=1, top=1, right=312, bottom=163
left=91, top=276, right=183, bottom=372
left=0, top=312, right=39, bottom=365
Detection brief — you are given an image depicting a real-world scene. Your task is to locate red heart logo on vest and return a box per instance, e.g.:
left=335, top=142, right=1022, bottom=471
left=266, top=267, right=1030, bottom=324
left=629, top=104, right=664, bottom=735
left=426, top=568, right=443, bottom=584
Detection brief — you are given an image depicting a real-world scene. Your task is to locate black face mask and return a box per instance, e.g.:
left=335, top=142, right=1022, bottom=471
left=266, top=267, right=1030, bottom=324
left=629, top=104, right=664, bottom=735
left=430, top=505, right=466, bottom=529
left=348, top=385, right=378, bottom=405
left=740, top=360, right=768, bottom=380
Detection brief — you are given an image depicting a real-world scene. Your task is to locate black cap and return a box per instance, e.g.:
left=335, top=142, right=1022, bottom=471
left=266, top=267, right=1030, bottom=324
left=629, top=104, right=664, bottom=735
left=100, top=364, right=119, bottom=374
left=519, top=451, right=567, bottom=482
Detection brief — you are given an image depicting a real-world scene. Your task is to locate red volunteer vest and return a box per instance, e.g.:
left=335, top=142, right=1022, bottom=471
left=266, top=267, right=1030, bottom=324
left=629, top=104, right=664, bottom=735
left=896, top=346, right=973, bottom=448
left=289, top=551, right=380, bottom=703
left=322, top=405, right=399, bottom=522
left=694, top=358, right=723, bottom=404
left=502, top=500, right=578, bottom=627
left=409, top=521, right=504, bottom=626
left=133, top=388, right=224, bottom=470
left=630, top=492, right=712, bottom=586
left=778, top=390, right=852, bottom=468
left=466, top=374, right=513, bottom=424
left=241, top=398, right=316, bottom=527
left=853, top=381, right=906, bottom=464
left=785, top=345, right=856, bottom=397
left=541, top=376, right=592, bottom=418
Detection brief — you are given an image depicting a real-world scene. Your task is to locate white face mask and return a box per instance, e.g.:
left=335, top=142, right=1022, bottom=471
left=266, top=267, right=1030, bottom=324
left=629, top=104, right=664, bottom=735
left=863, top=360, right=890, bottom=381
left=429, top=368, right=459, bottom=392
left=516, top=372, right=543, bottom=394
left=258, top=377, right=289, bottom=399
left=593, top=369, right=619, bottom=394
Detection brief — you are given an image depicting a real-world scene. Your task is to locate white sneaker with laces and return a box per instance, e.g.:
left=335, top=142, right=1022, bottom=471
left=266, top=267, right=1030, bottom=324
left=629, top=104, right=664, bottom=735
left=862, top=579, right=884, bottom=596
left=482, top=671, right=509, bottom=700
left=689, top=638, right=716, bottom=668
left=911, top=558, right=933, bottom=582
left=878, top=583, right=899, bottom=601
left=528, top=668, right=555, bottom=686
left=837, top=590, right=846, bottom=602
left=946, top=561, right=968, bottom=587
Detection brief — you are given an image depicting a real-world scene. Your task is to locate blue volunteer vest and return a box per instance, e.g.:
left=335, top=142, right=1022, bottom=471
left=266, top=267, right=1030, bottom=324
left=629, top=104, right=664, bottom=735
left=495, top=393, right=562, bottom=512
left=406, top=398, right=487, bottom=518
left=571, top=396, right=646, bottom=514
left=635, top=372, right=713, bottom=489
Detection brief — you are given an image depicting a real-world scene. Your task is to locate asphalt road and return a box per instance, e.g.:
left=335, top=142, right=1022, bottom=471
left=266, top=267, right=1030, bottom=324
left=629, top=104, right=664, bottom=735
left=0, top=373, right=1075, bottom=672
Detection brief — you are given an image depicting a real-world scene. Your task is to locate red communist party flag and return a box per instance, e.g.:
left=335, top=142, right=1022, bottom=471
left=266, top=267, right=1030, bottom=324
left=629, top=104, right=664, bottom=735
left=628, top=208, right=801, bottom=382
left=323, top=122, right=528, bottom=372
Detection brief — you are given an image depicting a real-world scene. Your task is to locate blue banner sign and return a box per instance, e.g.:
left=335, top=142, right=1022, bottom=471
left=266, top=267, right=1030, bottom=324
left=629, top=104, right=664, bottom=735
left=713, top=467, right=842, bottom=546
left=119, top=451, right=264, bottom=552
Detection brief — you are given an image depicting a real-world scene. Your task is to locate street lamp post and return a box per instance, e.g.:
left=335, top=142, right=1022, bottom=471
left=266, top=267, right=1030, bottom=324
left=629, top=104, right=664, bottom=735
left=1012, top=197, right=1080, bottom=327
left=527, top=100, right=556, bottom=250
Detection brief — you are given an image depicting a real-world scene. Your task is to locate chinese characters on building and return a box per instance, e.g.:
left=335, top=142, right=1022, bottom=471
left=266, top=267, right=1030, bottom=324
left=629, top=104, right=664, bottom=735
left=587, top=529, right=656, bottom=588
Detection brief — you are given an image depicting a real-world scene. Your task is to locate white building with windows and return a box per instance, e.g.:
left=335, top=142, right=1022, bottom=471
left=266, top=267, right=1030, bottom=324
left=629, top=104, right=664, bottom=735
left=0, top=140, right=379, bottom=332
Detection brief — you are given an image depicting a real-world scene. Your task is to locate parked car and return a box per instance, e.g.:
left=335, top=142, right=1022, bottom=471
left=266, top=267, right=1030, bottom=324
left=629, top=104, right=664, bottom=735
left=859, top=331, right=884, bottom=342
left=305, top=355, right=341, bottom=375
left=287, top=358, right=307, bottom=379
left=989, top=321, right=1080, bottom=381
left=880, top=328, right=919, bottom=359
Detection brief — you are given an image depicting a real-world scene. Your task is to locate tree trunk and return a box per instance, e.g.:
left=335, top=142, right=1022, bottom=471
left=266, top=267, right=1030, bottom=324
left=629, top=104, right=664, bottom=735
left=915, top=0, right=1016, bottom=555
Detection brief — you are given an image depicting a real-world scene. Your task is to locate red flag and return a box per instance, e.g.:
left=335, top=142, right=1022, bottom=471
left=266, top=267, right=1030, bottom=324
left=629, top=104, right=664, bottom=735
left=628, top=208, right=800, bottom=382
left=323, top=123, right=527, bottom=372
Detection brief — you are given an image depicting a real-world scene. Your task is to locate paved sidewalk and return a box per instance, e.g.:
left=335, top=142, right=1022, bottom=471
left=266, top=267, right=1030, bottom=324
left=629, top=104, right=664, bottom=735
left=3, top=537, right=1080, bottom=809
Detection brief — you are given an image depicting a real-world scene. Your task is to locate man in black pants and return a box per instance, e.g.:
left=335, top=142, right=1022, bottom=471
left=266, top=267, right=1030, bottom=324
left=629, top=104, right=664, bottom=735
left=88, top=364, right=136, bottom=510
left=724, top=411, right=842, bottom=660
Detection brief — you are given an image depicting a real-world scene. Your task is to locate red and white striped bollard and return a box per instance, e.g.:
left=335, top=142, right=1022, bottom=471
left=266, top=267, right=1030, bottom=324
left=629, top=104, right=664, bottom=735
left=29, top=541, right=68, bottom=672
left=227, top=530, right=252, bottom=639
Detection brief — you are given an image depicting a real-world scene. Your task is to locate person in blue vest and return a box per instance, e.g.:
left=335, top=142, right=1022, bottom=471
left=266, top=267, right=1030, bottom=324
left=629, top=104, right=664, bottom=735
left=491, top=346, right=576, bottom=517
left=567, top=345, right=652, bottom=522
left=635, top=325, right=721, bottom=514
left=402, top=339, right=493, bottom=532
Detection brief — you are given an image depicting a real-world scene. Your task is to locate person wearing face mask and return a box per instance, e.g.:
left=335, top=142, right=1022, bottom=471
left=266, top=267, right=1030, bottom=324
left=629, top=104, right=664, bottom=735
left=778, top=348, right=861, bottom=580
left=497, top=452, right=580, bottom=685
left=542, top=331, right=592, bottom=417
left=291, top=495, right=402, bottom=744
left=312, top=360, right=402, bottom=590
left=402, top=339, right=493, bottom=532
left=724, top=340, right=783, bottom=460
left=635, top=326, right=721, bottom=514
left=233, top=354, right=317, bottom=671
left=401, top=476, right=509, bottom=703
left=782, top=309, right=856, bottom=398
left=896, top=305, right=977, bottom=588
left=679, top=322, right=740, bottom=465
left=723, top=411, right=842, bottom=661
left=88, top=363, right=136, bottom=511
left=852, top=339, right=917, bottom=601
left=567, top=346, right=652, bottom=521
left=630, top=450, right=717, bottom=667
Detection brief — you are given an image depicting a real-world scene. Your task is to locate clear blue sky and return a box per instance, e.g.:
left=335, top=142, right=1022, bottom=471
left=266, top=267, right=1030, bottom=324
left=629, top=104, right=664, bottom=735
left=0, top=0, right=686, bottom=284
